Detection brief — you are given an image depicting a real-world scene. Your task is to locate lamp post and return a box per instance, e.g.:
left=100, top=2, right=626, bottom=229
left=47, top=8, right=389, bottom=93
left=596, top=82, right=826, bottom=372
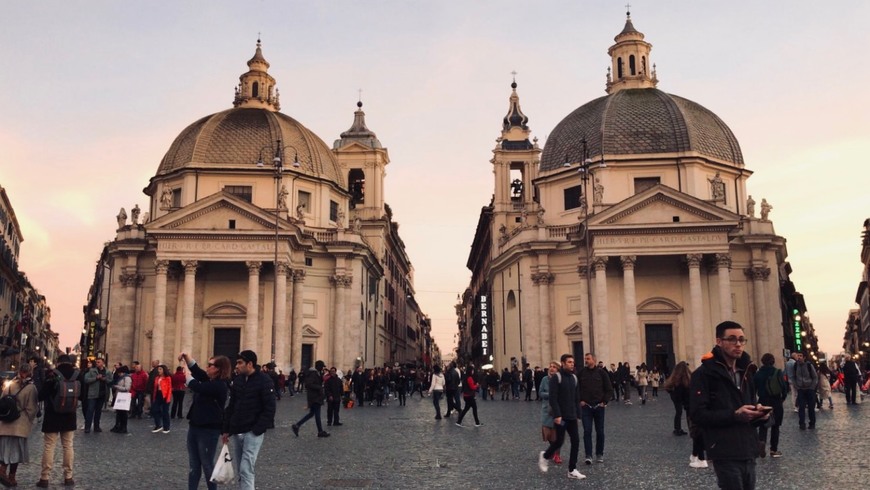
left=564, top=139, right=605, bottom=356
left=257, top=140, right=301, bottom=366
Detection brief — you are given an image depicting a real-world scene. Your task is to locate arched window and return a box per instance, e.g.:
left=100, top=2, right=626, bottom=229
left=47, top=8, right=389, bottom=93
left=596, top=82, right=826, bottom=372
left=252, top=81, right=259, bottom=98
left=506, top=290, right=516, bottom=310
left=629, top=55, right=636, bottom=76
left=348, top=169, right=365, bottom=208
left=617, top=57, right=624, bottom=79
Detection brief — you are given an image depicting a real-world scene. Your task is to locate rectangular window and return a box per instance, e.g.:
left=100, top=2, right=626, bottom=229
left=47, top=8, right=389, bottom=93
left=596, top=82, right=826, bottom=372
left=224, top=185, right=253, bottom=203
left=228, top=220, right=236, bottom=229
left=563, top=185, right=582, bottom=210
left=329, top=200, right=339, bottom=222
left=634, top=177, right=660, bottom=194
left=171, top=188, right=182, bottom=208
left=304, top=257, right=313, bottom=267
left=297, top=191, right=311, bottom=214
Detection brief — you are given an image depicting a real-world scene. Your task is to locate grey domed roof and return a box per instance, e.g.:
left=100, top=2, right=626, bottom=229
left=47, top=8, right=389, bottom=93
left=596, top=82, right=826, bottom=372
left=157, top=108, right=345, bottom=187
left=539, top=88, right=743, bottom=171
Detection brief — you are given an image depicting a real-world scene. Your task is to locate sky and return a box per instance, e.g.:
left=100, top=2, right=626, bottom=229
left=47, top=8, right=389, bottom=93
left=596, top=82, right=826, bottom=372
left=1, top=1, right=868, bottom=358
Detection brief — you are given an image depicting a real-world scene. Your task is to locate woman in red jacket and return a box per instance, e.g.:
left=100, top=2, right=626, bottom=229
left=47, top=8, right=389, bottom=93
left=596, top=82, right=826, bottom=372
left=455, top=366, right=482, bottom=427
left=170, top=366, right=187, bottom=419
left=151, top=365, right=173, bottom=433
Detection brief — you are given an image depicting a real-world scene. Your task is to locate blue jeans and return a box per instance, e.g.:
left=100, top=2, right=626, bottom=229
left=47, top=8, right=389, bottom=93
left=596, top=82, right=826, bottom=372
left=232, top=432, right=265, bottom=490
left=152, top=396, right=171, bottom=430
left=581, top=404, right=606, bottom=458
left=187, top=426, right=220, bottom=490
left=295, top=403, right=323, bottom=433
left=712, top=459, right=756, bottom=490
left=432, top=390, right=442, bottom=417
left=84, top=397, right=105, bottom=430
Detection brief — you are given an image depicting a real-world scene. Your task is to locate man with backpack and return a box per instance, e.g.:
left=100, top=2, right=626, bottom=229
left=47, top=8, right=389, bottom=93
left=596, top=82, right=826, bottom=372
left=754, top=353, right=787, bottom=458
left=444, top=362, right=460, bottom=416
left=792, top=352, right=818, bottom=430
left=36, top=354, right=79, bottom=488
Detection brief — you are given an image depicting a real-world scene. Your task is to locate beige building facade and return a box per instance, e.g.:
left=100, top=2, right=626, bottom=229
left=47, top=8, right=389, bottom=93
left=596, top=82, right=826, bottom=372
left=97, top=41, right=431, bottom=372
left=462, top=15, right=790, bottom=371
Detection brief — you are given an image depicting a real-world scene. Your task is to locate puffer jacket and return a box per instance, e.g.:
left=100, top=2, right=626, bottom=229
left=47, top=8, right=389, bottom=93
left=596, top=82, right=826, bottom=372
left=689, top=346, right=759, bottom=461
left=223, top=368, right=276, bottom=436
left=186, top=361, right=228, bottom=430
left=304, top=368, right=324, bottom=405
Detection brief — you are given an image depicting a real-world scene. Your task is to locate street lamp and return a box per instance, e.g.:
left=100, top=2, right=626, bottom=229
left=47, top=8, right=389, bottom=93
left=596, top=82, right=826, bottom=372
left=257, top=140, right=301, bottom=366
left=563, top=139, right=606, bottom=356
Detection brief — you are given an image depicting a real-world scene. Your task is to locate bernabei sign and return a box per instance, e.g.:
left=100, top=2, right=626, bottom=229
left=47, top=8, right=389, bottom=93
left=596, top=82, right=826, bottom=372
left=479, top=294, right=490, bottom=357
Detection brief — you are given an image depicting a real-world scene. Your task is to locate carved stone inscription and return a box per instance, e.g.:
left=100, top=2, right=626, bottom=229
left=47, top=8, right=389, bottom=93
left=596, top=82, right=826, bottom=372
left=160, top=241, right=275, bottom=253
left=596, top=234, right=725, bottom=247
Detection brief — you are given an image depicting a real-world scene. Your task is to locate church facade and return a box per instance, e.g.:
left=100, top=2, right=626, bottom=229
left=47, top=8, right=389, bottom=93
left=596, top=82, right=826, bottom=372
left=459, top=14, right=793, bottom=371
left=88, top=42, right=432, bottom=372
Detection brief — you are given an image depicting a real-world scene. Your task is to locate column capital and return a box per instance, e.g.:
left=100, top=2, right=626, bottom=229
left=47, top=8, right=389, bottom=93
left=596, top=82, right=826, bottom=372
left=744, top=266, right=771, bottom=281
left=577, top=265, right=590, bottom=278
left=620, top=255, right=637, bottom=270
left=275, top=261, right=290, bottom=276
left=531, top=272, right=555, bottom=285
left=291, top=268, right=307, bottom=282
left=592, top=256, right=609, bottom=272
left=182, top=260, right=199, bottom=274
left=686, top=254, right=703, bottom=268
left=120, top=272, right=143, bottom=287
left=155, top=259, right=170, bottom=274
left=330, top=274, right=353, bottom=288
left=245, top=261, right=262, bottom=274
left=715, top=253, right=732, bottom=269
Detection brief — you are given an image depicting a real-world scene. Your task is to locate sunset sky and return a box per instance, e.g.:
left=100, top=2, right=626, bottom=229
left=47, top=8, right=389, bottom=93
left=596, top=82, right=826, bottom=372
left=2, top=1, right=868, bottom=358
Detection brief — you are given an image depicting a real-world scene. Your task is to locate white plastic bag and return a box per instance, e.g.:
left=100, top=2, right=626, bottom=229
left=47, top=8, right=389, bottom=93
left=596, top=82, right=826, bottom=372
left=210, top=442, right=235, bottom=484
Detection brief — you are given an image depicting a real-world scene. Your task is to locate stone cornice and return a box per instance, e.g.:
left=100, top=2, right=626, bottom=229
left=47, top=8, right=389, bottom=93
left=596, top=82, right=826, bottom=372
left=601, top=194, right=722, bottom=225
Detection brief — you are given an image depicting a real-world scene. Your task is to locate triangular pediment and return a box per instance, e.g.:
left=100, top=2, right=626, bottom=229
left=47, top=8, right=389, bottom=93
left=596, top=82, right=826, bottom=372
left=146, top=191, right=293, bottom=232
left=563, top=322, right=584, bottom=336
left=590, top=184, right=739, bottom=227
left=302, top=325, right=321, bottom=337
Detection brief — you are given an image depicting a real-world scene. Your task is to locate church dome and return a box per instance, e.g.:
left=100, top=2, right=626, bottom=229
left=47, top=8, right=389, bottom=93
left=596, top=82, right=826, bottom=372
left=156, top=107, right=345, bottom=187
left=539, top=88, right=743, bottom=171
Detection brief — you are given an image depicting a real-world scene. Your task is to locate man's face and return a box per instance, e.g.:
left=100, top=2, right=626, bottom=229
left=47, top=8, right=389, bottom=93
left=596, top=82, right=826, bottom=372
left=133, top=363, right=140, bottom=372
left=585, top=354, right=596, bottom=369
left=236, top=359, right=254, bottom=376
left=716, top=328, right=746, bottom=361
left=597, top=361, right=604, bottom=369
left=796, top=353, right=804, bottom=362
left=610, top=364, right=616, bottom=370
left=562, top=357, right=575, bottom=373
left=96, top=359, right=105, bottom=370
left=151, top=360, right=159, bottom=369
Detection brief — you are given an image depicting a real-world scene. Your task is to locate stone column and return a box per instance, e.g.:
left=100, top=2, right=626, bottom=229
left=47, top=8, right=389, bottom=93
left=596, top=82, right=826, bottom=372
left=716, top=253, right=733, bottom=321
left=180, top=260, right=198, bottom=355
left=274, top=262, right=289, bottom=371
left=532, top=272, right=553, bottom=366
left=592, top=256, right=610, bottom=363
left=745, top=266, right=771, bottom=356
left=330, top=274, right=352, bottom=367
left=621, top=256, right=640, bottom=366
left=120, top=270, right=142, bottom=363
left=151, top=260, right=169, bottom=363
left=687, top=254, right=705, bottom=363
left=245, top=261, right=262, bottom=352
left=291, top=269, right=306, bottom=370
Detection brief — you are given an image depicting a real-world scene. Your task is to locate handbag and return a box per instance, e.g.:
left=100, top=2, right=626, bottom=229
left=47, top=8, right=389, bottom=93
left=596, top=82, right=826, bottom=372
left=113, top=392, right=132, bottom=411
left=210, top=442, right=235, bottom=484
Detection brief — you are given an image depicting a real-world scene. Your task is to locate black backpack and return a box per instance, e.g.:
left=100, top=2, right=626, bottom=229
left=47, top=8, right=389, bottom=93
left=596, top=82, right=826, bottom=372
left=0, top=382, right=27, bottom=423
left=53, top=369, right=81, bottom=414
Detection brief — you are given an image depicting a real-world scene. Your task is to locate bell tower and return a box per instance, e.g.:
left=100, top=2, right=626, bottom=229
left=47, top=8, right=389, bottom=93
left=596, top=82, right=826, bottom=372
left=233, top=38, right=281, bottom=111
left=333, top=99, right=388, bottom=221
left=606, top=10, right=658, bottom=94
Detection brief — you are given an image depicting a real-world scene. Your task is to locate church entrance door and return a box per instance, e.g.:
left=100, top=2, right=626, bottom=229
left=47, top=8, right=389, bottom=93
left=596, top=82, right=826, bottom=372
left=645, top=324, right=674, bottom=372
left=214, top=327, right=241, bottom=363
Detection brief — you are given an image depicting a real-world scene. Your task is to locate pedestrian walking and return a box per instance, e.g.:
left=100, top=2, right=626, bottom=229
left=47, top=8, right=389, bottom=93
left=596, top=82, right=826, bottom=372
left=539, top=361, right=562, bottom=465
left=429, top=365, right=445, bottom=419
left=292, top=360, right=329, bottom=438
left=222, top=350, right=277, bottom=490
left=792, top=352, right=818, bottom=430
left=578, top=353, right=612, bottom=465
left=538, top=354, right=585, bottom=480
left=444, top=362, right=460, bottom=416
left=0, top=363, right=39, bottom=487
left=455, top=366, right=482, bottom=427
left=754, top=353, right=786, bottom=459
left=180, top=353, right=230, bottom=490
left=36, top=354, right=78, bottom=488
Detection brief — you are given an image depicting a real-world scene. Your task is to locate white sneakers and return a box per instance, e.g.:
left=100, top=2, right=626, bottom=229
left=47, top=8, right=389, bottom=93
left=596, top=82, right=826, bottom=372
left=689, top=455, right=709, bottom=468
left=538, top=451, right=549, bottom=472
left=567, top=469, right=587, bottom=480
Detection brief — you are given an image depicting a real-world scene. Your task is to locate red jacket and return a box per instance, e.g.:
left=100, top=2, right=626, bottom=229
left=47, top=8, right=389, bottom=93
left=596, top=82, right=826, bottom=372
left=153, top=376, right=172, bottom=403
left=130, top=370, right=148, bottom=396
left=171, top=371, right=187, bottom=391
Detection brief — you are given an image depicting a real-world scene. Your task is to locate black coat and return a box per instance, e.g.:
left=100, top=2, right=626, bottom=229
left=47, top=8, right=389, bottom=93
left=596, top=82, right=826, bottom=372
left=689, top=346, right=759, bottom=461
left=324, top=374, right=343, bottom=402
left=186, top=362, right=229, bottom=430
left=304, top=368, right=324, bottom=405
left=577, top=366, right=613, bottom=405
left=39, top=363, right=78, bottom=433
left=223, top=369, right=276, bottom=436
left=548, top=369, right=580, bottom=421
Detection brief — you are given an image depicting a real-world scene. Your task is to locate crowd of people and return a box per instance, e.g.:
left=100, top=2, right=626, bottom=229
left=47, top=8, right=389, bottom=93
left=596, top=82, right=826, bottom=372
left=0, top=328, right=866, bottom=489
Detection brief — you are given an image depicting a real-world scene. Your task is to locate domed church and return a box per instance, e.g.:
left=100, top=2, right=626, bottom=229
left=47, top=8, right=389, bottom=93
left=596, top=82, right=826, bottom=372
left=461, top=13, right=790, bottom=370
left=91, top=40, right=432, bottom=372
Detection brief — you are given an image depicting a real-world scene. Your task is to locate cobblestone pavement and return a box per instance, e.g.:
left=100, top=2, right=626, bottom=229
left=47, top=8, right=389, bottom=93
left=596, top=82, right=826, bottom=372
left=12, top=391, right=869, bottom=489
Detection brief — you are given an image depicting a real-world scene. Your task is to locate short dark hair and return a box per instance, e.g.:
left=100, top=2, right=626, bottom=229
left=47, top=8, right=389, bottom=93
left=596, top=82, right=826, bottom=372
left=716, top=321, right=744, bottom=339
left=560, top=354, right=574, bottom=363
left=238, top=350, right=257, bottom=366
left=761, top=353, right=775, bottom=366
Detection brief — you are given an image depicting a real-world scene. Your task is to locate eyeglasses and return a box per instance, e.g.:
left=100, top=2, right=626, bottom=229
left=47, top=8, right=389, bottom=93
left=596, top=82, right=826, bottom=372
left=719, top=336, right=749, bottom=345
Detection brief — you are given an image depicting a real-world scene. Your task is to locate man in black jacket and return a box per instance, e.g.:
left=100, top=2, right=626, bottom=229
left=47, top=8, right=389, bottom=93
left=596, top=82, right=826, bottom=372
left=690, top=321, right=768, bottom=490
left=324, top=366, right=344, bottom=427
left=578, top=353, right=613, bottom=465
left=36, top=355, right=79, bottom=488
left=444, top=362, right=460, bottom=416
left=291, top=360, right=330, bottom=438
left=222, top=350, right=276, bottom=490
left=538, top=354, right=586, bottom=480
